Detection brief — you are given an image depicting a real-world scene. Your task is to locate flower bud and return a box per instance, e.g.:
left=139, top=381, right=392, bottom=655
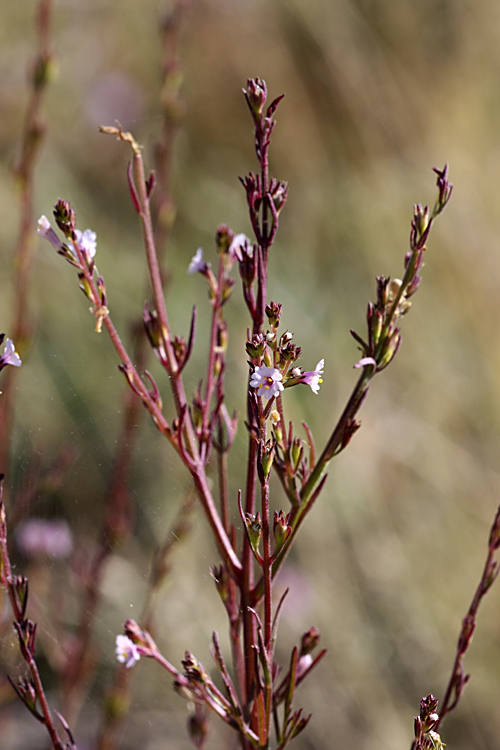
left=261, top=441, right=275, bottom=480
left=246, top=334, right=266, bottom=361
left=53, top=199, right=76, bottom=239
left=270, top=410, right=282, bottom=443
left=173, top=335, right=187, bottom=367
left=290, top=438, right=304, bottom=473
left=188, top=707, right=209, bottom=750
left=377, top=330, right=401, bottom=369
left=123, top=619, right=155, bottom=650
left=269, top=179, right=288, bottom=215
left=217, top=321, right=228, bottom=352
left=410, top=204, right=432, bottom=250
left=15, top=678, right=38, bottom=714
left=300, top=626, right=320, bottom=656
left=245, top=512, right=262, bottom=554
left=182, top=651, right=210, bottom=683
left=369, top=308, right=383, bottom=346
left=433, top=163, right=453, bottom=213
left=266, top=301, right=282, bottom=328
left=78, top=272, right=93, bottom=301
left=273, top=510, right=291, bottom=551
left=216, top=224, right=234, bottom=254
left=244, top=78, right=267, bottom=118
left=13, top=576, right=29, bottom=618
left=263, top=345, right=273, bottom=368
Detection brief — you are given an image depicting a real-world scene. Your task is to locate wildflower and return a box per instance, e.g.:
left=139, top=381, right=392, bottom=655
left=250, top=365, right=284, bottom=400
left=301, top=359, right=324, bottom=394
left=74, top=228, right=97, bottom=259
left=115, top=634, right=141, bottom=668
left=37, top=215, right=66, bottom=253
left=228, top=233, right=253, bottom=262
left=0, top=337, right=22, bottom=369
left=37, top=215, right=51, bottom=237
left=16, top=519, right=73, bottom=559
left=188, top=248, right=209, bottom=274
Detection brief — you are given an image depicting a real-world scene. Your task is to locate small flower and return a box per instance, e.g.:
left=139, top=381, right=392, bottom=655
left=115, top=634, right=141, bottom=668
left=250, top=365, right=284, bottom=400
left=37, top=215, right=51, bottom=237
left=301, top=359, right=324, bottom=394
left=37, top=215, right=66, bottom=253
left=15, top=518, right=73, bottom=558
left=74, top=228, right=97, bottom=259
left=188, top=247, right=209, bottom=274
left=0, top=338, right=22, bottom=369
left=228, top=233, right=253, bottom=262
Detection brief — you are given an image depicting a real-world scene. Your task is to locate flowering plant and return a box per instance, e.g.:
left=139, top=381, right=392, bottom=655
left=2, top=9, right=500, bottom=747
left=24, top=72, right=467, bottom=750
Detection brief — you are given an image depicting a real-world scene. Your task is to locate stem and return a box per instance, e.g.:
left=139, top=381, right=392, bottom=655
left=203, top=255, right=225, bottom=444
left=261, top=477, right=273, bottom=747
left=242, top=434, right=258, bottom=702
left=0, top=504, right=65, bottom=750
left=435, top=511, right=500, bottom=731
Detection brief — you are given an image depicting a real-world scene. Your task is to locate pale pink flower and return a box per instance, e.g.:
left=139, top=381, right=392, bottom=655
left=0, top=338, right=22, bottom=368
left=250, top=365, right=284, bottom=400
left=301, top=359, right=324, bottom=394
left=16, top=518, right=73, bottom=558
left=115, top=634, right=141, bottom=668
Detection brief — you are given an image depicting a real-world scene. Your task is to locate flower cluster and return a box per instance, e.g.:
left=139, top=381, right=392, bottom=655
left=29, top=76, right=456, bottom=750
left=37, top=206, right=108, bottom=332
left=37, top=214, right=97, bottom=264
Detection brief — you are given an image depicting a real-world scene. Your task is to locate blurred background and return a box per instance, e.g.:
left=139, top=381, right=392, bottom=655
left=1, top=0, right=500, bottom=748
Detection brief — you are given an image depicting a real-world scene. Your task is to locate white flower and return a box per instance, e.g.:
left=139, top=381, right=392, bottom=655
left=229, top=233, right=253, bottom=262
left=115, top=634, right=141, bottom=668
left=188, top=247, right=209, bottom=274
left=250, top=365, right=284, bottom=400
left=37, top=215, right=51, bottom=237
left=0, top=338, right=22, bottom=368
left=74, top=228, right=97, bottom=258
left=37, top=215, right=65, bottom=253
left=301, top=359, right=324, bottom=394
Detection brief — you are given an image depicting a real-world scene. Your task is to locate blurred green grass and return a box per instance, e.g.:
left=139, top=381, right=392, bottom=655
left=2, top=1, right=500, bottom=749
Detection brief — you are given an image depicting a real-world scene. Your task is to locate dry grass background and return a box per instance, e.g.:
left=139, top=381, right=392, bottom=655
left=1, top=1, right=500, bottom=748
